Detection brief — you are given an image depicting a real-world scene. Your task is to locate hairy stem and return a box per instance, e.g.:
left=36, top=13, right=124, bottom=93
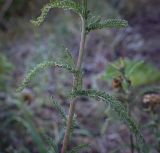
left=61, top=1, right=87, bottom=153
left=77, top=17, right=86, bottom=69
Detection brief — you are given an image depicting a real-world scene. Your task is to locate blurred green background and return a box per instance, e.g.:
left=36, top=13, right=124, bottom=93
left=0, top=0, right=160, bottom=153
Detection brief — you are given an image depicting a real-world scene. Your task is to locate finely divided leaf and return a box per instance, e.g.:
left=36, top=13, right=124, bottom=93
left=61, top=48, right=75, bottom=68
left=70, top=89, right=148, bottom=153
left=31, top=0, right=83, bottom=26
left=86, top=14, right=128, bottom=33
left=51, top=98, right=67, bottom=123
left=17, top=61, right=78, bottom=92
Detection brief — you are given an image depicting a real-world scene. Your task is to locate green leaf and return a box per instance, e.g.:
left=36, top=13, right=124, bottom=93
left=70, top=89, right=148, bottom=153
left=60, top=47, right=75, bottom=68
left=86, top=13, right=128, bottom=33
left=127, top=61, right=144, bottom=77
left=50, top=97, right=77, bottom=135
left=17, top=61, right=79, bottom=92
left=127, top=62, right=160, bottom=86
left=51, top=98, right=67, bottom=123
left=103, top=59, right=160, bottom=87
left=86, top=14, right=101, bottom=27
left=31, top=0, right=83, bottom=26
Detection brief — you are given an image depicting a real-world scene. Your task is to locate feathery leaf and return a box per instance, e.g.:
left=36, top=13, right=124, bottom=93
left=70, top=89, right=148, bottom=153
left=31, top=0, right=83, bottom=26
left=50, top=97, right=77, bottom=131
left=61, top=48, right=75, bottom=68
left=51, top=98, right=67, bottom=123
left=17, top=61, right=79, bottom=92
left=86, top=14, right=128, bottom=33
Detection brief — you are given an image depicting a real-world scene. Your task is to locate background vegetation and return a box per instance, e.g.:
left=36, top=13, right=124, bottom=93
left=0, top=0, right=160, bottom=153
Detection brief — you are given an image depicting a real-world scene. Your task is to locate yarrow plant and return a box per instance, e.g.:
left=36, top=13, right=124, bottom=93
left=17, top=0, right=148, bottom=153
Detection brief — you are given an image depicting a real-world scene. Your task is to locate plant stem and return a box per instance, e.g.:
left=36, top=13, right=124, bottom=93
left=127, top=92, right=135, bottom=153
left=61, top=1, right=87, bottom=153
left=77, top=17, right=86, bottom=69
left=120, top=58, right=135, bottom=153
left=126, top=95, right=135, bottom=153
